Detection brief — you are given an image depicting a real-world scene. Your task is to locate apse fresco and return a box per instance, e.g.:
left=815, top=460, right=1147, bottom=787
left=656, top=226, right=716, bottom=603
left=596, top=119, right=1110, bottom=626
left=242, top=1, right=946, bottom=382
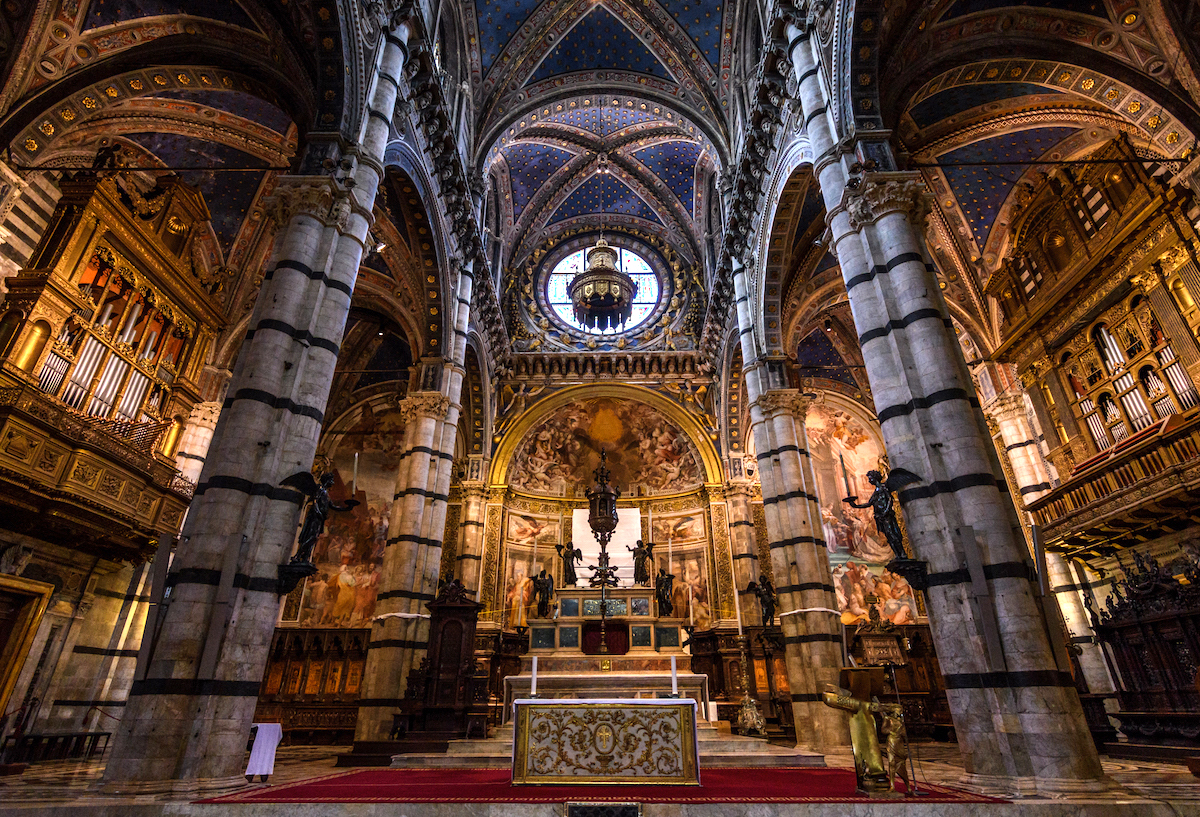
left=650, top=512, right=713, bottom=629
left=282, top=406, right=408, bottom=628
left=508, top=397, right=703, bottom=495
left=804, top=401, right=921, bottom=626
left=501, top=512, right=563, bottom=630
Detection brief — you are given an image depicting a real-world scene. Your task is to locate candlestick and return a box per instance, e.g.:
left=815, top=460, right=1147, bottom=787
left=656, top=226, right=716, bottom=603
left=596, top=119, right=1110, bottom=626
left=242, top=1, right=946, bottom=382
left=667, top=528, right=673, bottom=575
left=531, top=655, right=538, bottom=696
left=353, top=452, right=359, bottom=495
left=671, top=655, right=678, bottom=695
left=689, top=586, right=694, bottom=626
left=839, top=452, right=851, bottom=498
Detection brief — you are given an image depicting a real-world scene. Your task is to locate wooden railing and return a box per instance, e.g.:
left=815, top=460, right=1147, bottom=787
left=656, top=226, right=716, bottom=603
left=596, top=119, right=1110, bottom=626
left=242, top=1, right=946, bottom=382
left=1027, top=410, right=1200, bottom=536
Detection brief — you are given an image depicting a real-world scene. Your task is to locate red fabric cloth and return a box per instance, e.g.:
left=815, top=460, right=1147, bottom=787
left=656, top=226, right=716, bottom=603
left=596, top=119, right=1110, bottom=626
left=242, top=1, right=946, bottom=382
left=202, top=767, right=1003, bottom=804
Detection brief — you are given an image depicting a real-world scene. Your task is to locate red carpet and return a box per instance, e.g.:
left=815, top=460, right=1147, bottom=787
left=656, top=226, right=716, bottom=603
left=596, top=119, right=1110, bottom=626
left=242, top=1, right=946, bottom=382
left=202, top=767, right=1004, bottom=804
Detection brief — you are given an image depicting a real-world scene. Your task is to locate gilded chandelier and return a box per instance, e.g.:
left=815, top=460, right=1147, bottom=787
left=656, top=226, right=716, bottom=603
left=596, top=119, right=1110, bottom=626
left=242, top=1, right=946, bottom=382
left=569, top=236, right=638, bottom=332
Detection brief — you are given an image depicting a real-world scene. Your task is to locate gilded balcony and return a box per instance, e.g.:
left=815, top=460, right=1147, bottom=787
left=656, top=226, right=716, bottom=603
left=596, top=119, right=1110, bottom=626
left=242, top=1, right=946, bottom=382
left=0, top=383, right=193, bottom=562
left=1027, top=410, right=1200, bottom=558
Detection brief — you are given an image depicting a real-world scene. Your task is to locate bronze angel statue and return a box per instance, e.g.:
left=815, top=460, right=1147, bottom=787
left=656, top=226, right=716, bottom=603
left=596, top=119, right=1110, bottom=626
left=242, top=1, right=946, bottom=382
left=842, top=468, right=920, bottom=561
left=281, top=471, right=360, bottom=566
left=556, top=542, right=583, bottom=586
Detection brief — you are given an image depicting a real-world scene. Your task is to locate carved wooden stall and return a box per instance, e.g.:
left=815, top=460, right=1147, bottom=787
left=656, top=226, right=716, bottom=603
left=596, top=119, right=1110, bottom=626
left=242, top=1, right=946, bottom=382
left=254, top=628, right=369, bottom=745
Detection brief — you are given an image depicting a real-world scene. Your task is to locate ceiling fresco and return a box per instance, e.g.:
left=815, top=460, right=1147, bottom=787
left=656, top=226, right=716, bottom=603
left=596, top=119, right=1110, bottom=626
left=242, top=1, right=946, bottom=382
left=543, top=106, right=667, bottom=138
left=907, top=83, right=1065, bottom=130
left=631, top=141, right=701, bottom=215
left=145, top=89, right=293, bottom=134
left=502, top=143, right=576, bottom=218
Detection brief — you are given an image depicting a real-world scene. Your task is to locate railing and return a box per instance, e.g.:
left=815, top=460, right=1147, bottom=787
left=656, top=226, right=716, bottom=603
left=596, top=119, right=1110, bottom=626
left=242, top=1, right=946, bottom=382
left=1028, top=410, right=1200, bottom=534
left=0, top=383, right=193, bottom=498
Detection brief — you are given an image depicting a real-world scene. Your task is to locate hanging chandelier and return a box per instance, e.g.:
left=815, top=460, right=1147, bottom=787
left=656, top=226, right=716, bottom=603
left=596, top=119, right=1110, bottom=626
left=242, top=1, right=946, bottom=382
left=569, top=235, right=638, bottom=332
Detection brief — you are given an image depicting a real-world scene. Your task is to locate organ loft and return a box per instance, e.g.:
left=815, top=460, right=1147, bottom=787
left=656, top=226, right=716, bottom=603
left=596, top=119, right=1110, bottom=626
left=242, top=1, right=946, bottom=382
left=0, top=0, right=1198, bottom=813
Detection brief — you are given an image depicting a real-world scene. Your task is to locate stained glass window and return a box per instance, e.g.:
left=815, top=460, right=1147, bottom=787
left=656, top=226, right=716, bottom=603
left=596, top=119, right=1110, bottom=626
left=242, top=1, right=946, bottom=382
left=545, top=248, right=660, bottom=334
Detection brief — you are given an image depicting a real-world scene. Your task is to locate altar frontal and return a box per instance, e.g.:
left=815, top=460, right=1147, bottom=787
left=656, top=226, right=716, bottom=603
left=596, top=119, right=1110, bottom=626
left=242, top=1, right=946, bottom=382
left=511, top=699, right=700, bottom=785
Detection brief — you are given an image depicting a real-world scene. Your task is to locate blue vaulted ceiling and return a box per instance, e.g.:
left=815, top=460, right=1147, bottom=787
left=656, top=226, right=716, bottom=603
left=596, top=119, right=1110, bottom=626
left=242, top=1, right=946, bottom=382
left=475, top=0, right=537, bottom=75
left=125, top=132, right=265, bottom=253
left=797, top=330, right=856, bottom=386
left=939, top=126, right=1079, bottom=247
left=939, top=0, right=1106, bottom=21
left=531, top=8, right=672, bottom=81
left=660, top=0, right=724, bottom=65
left=147, top=89, right=293, bottom=133
left=545, top=106, right=666, bottom=138
left=502, top=143, right=574, bottom=217
left=632, top=141, right=702, bottom=214
left=85, top=0, right=259, bottom=31
left=549, top=175, right=662, bottom=224
left=908, top=83, right=1064, bottom=130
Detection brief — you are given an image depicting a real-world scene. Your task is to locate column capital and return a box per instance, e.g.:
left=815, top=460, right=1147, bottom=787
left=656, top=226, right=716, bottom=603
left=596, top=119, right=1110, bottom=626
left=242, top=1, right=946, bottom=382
left=984, top=391, right=1029, bottom=425
left=842, top=171, right=933, bottom=231
left=724, top=480, right=755, bottom=500
left=397, top=390, right=451, bottom=423
left=1130, top=267, right=1166, bottom=294
left=262, top=176, right=352, bottom=230
left=755, top=388, right=812, bottom=418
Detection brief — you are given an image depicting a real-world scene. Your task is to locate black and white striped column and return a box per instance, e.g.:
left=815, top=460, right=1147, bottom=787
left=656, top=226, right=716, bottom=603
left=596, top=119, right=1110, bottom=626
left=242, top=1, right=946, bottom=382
left=102, top=24, right=410, bottom=789
left=787, top=20, right=1103, bottom=790
left=732, top=261, right=848, bottom=750
left=357, top=262, right=473, bottom=741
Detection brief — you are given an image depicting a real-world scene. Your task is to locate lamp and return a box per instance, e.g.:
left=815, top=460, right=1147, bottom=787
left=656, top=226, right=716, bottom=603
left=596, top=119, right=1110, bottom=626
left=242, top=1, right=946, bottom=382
left=586, top=450, right=621, bottom=654
left=569, top=235, right=638, bottom=332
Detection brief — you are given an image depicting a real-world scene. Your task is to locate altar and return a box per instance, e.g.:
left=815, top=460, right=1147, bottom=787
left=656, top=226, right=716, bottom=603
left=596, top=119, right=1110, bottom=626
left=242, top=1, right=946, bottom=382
left=511, top=698, right=700, bottom=785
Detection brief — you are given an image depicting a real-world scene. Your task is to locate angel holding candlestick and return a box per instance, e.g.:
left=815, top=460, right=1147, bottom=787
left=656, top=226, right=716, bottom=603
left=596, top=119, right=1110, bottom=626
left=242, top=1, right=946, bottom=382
left=842, top=469, right=920, bottom=562
left=282, top=471, right=360, bottom=566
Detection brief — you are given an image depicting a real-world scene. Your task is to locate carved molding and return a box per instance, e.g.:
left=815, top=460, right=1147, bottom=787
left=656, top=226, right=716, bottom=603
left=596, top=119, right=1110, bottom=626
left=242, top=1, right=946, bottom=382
left=755, top=388, right=811, bottom=418
left=843, top=173, right=933, bottom=232
left=261, top=176, right=352, bottom=231
left=397, top=391, right=452, bottom=423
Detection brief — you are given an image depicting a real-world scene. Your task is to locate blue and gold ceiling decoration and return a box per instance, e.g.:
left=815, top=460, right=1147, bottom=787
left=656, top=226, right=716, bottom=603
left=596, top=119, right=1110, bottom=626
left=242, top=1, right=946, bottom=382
left=938, top=0, right=1108, bottom=22
left=531, top=7, right=673, bottom=81
left=908, top=82, right=1064, bottom=130
left=501, top=143, right=575, bottom=218
left=631, top=140, right=701, bottom=215
left=797, top=329, right=856, bottom=387
left=544, top=106, right=667, bottom=138
left=938, top=126, right=1079, bottom=247
left=475, top=0, right=537, bottom=75
left=548, top=175, right=662, bottom=224
left=659, top=0, right=723, bottom=65
left=125, top=131, right=267, bottom=253
left=85, top=0, right=260, bottom=31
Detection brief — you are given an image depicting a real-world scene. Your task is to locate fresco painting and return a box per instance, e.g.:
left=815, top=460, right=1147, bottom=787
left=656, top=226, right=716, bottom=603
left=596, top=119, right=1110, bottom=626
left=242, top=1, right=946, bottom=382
left=501, top=512, right=563, bottom=630
left=507, top=397, right=703, bottom=495
left=804, top=400, right=922, bottom=626
left=651, top=512, right=713, bottom=629
left=286, top=406, right=408, bottom=628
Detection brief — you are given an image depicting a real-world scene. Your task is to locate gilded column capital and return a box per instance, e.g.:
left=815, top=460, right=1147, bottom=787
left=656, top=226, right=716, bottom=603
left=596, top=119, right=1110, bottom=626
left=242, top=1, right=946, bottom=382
left=1130, top=268, right=1165, bottom=294
left=755, top=388, right=812, bottom=418
left=462, top=482, right=488, bottom=501
left=843, top=172, right=933, bottom=232
left=487, top=485, right=509, bottom=504
left=984, top=391, right=1028, bottom=426
left=397, top=390, right=451, bottom=423
left=262, top=176, right=352, bottom=230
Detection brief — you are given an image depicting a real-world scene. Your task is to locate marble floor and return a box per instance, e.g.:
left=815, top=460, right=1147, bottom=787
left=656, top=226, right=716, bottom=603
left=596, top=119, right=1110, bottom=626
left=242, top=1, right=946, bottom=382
left=0, top=743, right=1197, bottom=815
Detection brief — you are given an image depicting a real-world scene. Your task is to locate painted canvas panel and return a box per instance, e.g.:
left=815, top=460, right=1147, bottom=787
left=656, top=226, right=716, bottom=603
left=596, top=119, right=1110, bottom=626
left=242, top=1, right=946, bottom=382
left=284, top=406, right=407, bottom=627
left=507, top=397, right=703, bottom=495
left=804, top=400, right=921, bottom=626
left=501, top=512, right=563, bottom=630
left=650, top=511, right=713, bottom=628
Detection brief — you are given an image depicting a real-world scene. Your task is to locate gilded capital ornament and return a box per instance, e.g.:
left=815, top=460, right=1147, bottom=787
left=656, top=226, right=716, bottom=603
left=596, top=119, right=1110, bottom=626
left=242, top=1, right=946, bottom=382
left=756, top=389, right=812, bottom=418
left=262, top=176, right=352, bottom=230
left=843, top=173, right=934, bottom=231
left=398, top=391, right=452, bottom=423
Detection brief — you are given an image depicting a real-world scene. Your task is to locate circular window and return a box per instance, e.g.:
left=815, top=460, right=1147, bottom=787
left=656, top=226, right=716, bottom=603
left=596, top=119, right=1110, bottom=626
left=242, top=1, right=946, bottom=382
left=545, top=248, right=660, bottom=335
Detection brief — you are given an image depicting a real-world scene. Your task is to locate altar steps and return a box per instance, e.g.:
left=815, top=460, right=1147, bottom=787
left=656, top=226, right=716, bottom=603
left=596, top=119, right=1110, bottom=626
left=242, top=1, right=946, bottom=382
left=386, top=722, right=826, bottom=770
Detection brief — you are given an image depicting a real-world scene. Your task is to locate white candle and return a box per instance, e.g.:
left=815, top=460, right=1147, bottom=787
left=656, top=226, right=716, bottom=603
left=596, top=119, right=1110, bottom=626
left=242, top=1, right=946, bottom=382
left=352, top=452, right=359, bottom=495
left=531, top=655, right=538, bottom=696
left=647, top=503, right=652, bottom=541
left=671, top=655, right=678, bottom=695
left=667, top=529, right=672, bottom=574
left=734, top=582, right=744, bottom=636
left=689, top=587, right=694, bottom=627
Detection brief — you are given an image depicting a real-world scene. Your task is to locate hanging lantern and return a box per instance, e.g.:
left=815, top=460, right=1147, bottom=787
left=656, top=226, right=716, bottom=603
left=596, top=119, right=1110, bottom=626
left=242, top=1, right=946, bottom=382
left=569, top=237, right=638, bottom=332
left=586, top=449, right=621, bottom=548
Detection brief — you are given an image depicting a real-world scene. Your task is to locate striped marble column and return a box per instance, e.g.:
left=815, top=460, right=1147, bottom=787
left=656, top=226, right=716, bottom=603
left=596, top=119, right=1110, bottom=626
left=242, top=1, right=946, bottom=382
left=724, top=481, right=760, bottom=622
left=732, top=260, right=847, bottom=749
left=986, top=392, right=1112, bottom=697
left=101, top=25, right=409, bottom=790
left=357, top=262, right=474, bottom=741
left=787, top=19, right=1103, bottom=791
left=173, top=401, right=221, bottom=485
left=456, top=482, right=488, bottom=592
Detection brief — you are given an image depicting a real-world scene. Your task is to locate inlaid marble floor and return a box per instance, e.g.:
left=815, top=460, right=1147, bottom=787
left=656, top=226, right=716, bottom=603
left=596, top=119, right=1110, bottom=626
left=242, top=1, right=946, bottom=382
left=0, top=743, right=1196, bottom=808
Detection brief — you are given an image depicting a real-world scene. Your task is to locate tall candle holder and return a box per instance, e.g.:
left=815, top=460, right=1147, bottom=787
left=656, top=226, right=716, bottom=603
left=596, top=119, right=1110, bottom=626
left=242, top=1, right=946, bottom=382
left=586, top=450, right=620, bottom=654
